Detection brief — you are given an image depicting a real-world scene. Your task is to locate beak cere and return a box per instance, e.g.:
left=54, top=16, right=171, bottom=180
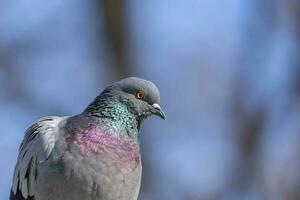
left=152, top=103, right=166, bottom=120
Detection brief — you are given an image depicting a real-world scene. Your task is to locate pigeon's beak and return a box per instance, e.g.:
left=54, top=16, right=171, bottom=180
left=151, top=103, right=165, bottom=120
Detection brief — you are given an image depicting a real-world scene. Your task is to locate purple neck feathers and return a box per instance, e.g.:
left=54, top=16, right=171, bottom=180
left=73, top=125, right=140, bottom=168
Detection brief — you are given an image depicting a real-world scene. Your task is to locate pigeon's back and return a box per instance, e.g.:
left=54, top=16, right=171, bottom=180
left=10, top=115, right=142, bottom=200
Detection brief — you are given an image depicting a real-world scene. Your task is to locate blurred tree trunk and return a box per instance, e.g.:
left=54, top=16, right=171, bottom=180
left=230, top=1, right=300, bottom=199
left=229, top=0, right=278, bottom=197
left=97, top=0, right=132, bottom=79
left=282, top=2, right=300, bottom=199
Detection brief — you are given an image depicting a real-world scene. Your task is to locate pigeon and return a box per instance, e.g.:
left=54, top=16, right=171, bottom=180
left=10, top=77, right=165, bottom=200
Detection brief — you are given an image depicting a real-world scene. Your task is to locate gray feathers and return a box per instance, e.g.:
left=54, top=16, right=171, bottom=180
left=11, top=116, right=66, bottom=199
left=116, top=77, right=161, bottom=105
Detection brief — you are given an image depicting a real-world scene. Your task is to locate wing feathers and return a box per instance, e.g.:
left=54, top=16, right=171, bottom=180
left=11, top=116, right=65, bottom=199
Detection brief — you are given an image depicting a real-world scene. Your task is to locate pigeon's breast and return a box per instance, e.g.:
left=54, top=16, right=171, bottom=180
left=35, top=141, right=142, bottom=200
left=73, top=125, right=140, bottom=169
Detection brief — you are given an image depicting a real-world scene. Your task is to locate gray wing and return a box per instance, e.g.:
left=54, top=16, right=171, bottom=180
left=11, top=116, right=66, bottom=200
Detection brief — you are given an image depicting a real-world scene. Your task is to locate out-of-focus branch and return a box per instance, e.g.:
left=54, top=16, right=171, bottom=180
left=287, top=1, right=300, bottom=100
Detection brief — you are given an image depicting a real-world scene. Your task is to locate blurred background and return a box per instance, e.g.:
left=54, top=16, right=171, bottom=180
left=1, top=0, right=300, bottom=199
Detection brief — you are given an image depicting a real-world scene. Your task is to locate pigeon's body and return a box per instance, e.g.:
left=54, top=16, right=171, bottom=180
left=26, top=117, right=141, bottom=200
left=10, top=77, right=165, bottom=200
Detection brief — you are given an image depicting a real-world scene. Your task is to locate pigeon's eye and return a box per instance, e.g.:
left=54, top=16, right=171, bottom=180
left=135, top=91, right=144, bottom=100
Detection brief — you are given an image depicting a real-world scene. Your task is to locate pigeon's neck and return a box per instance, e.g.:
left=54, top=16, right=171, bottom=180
left=73, top=125, right=140, bottom=168
left=82, top=90, right=139, bottom=141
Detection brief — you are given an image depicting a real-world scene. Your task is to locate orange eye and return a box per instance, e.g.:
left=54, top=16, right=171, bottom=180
left=135, top=91, right=144, bottom=99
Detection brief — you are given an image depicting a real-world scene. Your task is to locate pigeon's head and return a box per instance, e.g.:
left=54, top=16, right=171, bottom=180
left=83, top=77, right=165, bottom=124
left=113, top=77, right=165, bottom=120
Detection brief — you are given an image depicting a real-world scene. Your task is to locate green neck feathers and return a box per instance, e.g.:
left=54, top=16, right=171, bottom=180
left=83, top=89, right=139, bottom=140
